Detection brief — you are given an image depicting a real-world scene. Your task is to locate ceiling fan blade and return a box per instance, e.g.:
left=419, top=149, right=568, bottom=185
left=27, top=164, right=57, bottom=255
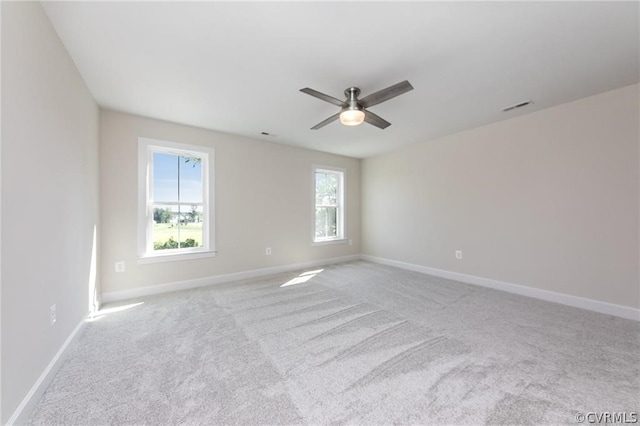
left=364, top=110, right=391, bottom=129
left=300, top=88, right=348, bottom=108
left=359, top=80, right=414, bottom=108
left=311, top=112, right=340, bottom=130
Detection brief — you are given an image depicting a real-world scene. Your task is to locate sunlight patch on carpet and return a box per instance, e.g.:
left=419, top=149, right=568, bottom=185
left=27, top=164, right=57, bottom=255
left=89, top=302, right=144, bottom=322
left=281, top=269, right=324, bottom=287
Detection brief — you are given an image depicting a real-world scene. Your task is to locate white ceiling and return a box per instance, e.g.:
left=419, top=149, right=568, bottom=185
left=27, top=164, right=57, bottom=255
left=42, top=2, right=639, bottom=159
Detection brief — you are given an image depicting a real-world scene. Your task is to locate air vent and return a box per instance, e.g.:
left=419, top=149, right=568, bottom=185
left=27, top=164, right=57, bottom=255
left=502, top=100, right=532, bottom=112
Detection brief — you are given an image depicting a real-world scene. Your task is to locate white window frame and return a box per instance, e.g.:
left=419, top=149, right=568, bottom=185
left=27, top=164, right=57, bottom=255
left=137, top=137, right=215, bottom=263
left=312, top=166, right=346, bottom=245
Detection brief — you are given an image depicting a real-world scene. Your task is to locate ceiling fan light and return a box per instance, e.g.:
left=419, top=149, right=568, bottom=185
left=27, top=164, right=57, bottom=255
left=339, top=109, right=365, bottom=126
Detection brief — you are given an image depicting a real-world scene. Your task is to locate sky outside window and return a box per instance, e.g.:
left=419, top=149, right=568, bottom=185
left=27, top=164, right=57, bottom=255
left=153, top=152, right=203, bottom=203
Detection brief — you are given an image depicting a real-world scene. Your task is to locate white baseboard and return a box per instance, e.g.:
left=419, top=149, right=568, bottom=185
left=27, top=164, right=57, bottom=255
left=7, top=316, right=87, bottom=425
left=102, top=255, right=361, bottom=304
left=103, top=253, right=639, bottom=320
left=361, top=255, right=640, bottom=322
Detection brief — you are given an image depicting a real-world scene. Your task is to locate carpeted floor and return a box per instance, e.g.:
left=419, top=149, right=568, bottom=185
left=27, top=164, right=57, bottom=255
left=28, top=261, right=639, bottom=425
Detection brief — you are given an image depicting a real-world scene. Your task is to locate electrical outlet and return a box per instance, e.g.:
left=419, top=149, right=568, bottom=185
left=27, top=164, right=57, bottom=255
left=115, top=261, right=125, bottom=272
left=50, top=304, right=56, bottom=325
left=455, top=250, right=462, bottom=259
left=348, top=239, right=353, bottom=246
left=265, top=247, right=272, bottom=256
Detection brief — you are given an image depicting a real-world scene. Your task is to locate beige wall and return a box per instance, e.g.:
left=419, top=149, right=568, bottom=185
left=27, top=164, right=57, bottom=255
left=362, top=84, right=639, bottom=309
left=0, top=4, right=635, bottom=420
left=1, top=2, right=100, bottom=422
left=100, top=110, right=360, bottom=294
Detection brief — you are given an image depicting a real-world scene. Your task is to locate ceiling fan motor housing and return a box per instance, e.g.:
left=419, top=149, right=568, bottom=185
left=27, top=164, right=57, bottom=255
left=344, top=87, right=363, bottom=112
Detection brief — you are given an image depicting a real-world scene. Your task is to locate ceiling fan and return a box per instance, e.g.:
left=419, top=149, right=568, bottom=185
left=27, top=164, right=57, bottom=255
left=300, top=80, right=413, bottom=130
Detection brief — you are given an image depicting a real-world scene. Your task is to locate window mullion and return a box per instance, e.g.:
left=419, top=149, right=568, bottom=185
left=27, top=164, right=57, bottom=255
left=140, top=138, right=213, bottom=258
left=176, top=156, right=181, bottom=249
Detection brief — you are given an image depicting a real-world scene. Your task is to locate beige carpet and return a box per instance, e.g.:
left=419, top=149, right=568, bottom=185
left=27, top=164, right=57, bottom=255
left=28, top=261, right=639, bottom=425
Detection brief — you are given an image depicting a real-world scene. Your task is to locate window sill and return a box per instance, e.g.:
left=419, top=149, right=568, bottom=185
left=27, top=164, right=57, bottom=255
left=138, top=250, right=217, bottom=264
left=312, top=238, right=348, bottom=246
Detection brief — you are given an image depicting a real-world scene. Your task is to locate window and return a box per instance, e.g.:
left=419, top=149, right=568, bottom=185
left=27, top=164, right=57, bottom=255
left=314, top=167, right=345, bottom=243
left=138, top=138, right=214, bottom=260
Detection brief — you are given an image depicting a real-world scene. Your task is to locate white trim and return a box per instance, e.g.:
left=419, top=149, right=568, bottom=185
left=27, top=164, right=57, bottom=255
left=0, top=3, right=3, bottom=419
left=361, top=255, right=640, bottom=322
left=137, top=137, right=215, bottom=259
left=107, top=252, right=639, bottom=318
left=7, top=316, right=87, bottom=425
left=312, top=165, right=346, bottom=243
left=138, top=250, right=217, bottom=264
left=102, top=255, right=361, bottom=303
left=311, top=239, right=349, bottom=247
